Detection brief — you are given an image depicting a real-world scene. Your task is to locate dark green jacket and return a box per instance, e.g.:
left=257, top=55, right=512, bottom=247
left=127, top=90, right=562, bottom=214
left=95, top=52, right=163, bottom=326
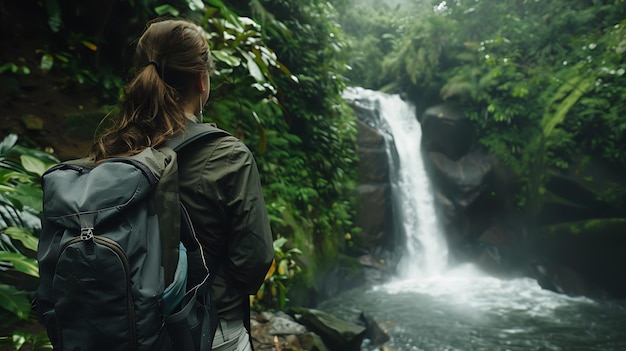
left=175, top=123, right=274, bottom=320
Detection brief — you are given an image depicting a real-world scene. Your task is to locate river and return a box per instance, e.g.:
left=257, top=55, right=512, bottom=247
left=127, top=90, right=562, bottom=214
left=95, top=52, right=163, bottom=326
left=323, top=88, right=626, bottom=351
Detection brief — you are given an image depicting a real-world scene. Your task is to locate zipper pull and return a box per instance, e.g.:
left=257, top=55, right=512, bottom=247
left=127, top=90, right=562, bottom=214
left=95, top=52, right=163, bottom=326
left=80, top=227, right=94, bottom=240
left=80, top=227, right=96, bottom=256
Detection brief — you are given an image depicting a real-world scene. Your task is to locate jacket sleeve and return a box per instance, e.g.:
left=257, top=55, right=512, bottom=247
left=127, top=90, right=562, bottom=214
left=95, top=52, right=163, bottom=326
left=217, top=138, right=274, bottom=294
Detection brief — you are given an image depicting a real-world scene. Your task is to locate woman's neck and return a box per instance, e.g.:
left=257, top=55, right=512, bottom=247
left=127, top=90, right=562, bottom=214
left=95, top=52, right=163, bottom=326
left=184, top=112, right=200, bottom=123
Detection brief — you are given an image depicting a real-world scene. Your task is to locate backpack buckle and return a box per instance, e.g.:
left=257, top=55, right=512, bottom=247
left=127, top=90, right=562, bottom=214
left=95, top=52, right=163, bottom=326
left=80, top=227, right=94, bottom=240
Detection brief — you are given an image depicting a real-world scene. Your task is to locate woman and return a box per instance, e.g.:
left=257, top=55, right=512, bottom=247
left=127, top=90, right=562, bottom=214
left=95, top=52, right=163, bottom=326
left=91, top=19, right=274, bottom=351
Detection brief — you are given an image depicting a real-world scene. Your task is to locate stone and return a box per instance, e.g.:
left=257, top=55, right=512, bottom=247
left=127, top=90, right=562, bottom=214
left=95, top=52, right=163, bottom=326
left=290, top=307, right=366, bottom=351
left=420, top=103, right=473, bottom=160
left=269, top=312, right=308, bottom=335
left=359, top=311, right=390, bottom=346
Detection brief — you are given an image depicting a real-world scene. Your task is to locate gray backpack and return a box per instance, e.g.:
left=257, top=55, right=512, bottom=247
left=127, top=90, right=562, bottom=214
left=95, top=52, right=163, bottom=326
left=36, top=123, right=228, bottom=351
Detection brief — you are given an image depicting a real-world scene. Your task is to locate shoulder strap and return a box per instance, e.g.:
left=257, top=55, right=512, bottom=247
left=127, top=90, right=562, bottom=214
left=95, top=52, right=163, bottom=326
left=163, top=122, right=230, bottom=152
left=164, top=122, right=226, bottom=351
left=161, top=122, right=230, bottom=255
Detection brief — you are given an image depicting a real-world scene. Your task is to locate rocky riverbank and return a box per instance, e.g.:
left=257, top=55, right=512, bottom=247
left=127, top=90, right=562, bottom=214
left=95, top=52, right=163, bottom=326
left=251, top=307, right=390, bottom=351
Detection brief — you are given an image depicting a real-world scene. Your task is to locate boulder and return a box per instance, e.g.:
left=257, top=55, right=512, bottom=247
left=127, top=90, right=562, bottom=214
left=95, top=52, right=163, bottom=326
left=420, top=104, right=473, bottom=160
left=251, top=311, right=329, bottom=351
left=289, top=307, right=367, bottom=351
left=425, top=149, right=493, bottom=206
left=531, top=218, right=626, bottom=298
left=359, top=311, right=390, bottom=346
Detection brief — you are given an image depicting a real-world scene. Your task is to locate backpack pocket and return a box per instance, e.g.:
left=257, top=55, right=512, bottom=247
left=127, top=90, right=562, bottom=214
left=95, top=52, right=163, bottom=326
left=53, top=236, right=138, bottom=351
left=165, top=285, right=215, bottom=351
left=162, top=243, right=188, bottom=315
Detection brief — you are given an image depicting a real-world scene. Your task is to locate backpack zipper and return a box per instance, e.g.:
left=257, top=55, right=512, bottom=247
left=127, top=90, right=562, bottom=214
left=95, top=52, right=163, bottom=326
left=63, top=235, right=138, bottom=351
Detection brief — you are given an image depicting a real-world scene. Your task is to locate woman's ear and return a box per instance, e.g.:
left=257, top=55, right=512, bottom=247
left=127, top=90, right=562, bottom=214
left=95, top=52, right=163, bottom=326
left=198, top=72, right=207, bottom=92
left=199, top=71, right=210, bottom=104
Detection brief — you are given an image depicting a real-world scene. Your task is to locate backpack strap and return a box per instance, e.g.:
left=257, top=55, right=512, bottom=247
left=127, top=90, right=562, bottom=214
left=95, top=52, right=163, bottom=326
left=163, top=122, right=230, bottom=152
left=163, top=122, right=228, bottom=351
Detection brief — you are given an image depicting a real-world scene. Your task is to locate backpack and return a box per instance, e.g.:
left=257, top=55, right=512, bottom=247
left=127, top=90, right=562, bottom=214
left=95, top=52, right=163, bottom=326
left=36, top=123, right=228, bottom=351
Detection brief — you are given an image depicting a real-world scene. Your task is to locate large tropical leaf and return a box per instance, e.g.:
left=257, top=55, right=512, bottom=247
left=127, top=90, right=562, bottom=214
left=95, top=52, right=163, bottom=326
left=0, top=283, right=31, bottom=320
left=0, top=194, right=41, bottom=234
left=0, top=134, right=18, bottom=155
left=541, top=75, right=594, bottom=137
left=20, top=155, right=51, bottom=177
left=3, top=227, right=38, bottom=252
left=0, top=252, right=39, bottom=278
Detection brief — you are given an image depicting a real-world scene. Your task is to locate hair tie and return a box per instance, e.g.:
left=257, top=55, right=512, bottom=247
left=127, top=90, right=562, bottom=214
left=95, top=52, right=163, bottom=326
left=147, top=60, right=159, bottom=69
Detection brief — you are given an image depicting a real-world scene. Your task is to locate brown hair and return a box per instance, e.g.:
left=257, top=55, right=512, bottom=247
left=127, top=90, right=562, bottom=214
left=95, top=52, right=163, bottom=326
left=90, top=19, right=214, bottom=161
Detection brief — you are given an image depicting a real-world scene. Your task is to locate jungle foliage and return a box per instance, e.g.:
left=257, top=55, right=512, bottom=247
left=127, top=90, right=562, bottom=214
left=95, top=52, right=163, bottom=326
left=1, top=0, right=359, bottom=347
left=0, top=134, right=57, bottom=350
left=339, top=0, right=626, bottom=212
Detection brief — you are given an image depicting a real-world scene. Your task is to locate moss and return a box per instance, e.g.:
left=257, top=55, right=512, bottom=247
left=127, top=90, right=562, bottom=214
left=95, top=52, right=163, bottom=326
left=547, top=218, right=626, bottom=236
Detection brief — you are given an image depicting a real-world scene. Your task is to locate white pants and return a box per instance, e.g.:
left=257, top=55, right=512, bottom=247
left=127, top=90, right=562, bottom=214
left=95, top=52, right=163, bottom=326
left=212, top=318, right=252, bottom=351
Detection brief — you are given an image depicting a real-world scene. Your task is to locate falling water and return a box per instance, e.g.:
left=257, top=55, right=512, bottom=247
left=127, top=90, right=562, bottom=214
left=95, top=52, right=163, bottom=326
left=343, top=87, right=447, bottom=277
left=327, top=87, right=626, bottom=351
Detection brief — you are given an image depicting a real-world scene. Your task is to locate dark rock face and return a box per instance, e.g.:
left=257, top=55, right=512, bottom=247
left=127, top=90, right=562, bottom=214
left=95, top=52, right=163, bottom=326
left=354, top=119, right=393, bottom=254
left=419, top=103, right=626, bottom=299
left=528, top=157, right=626, bottom=299
left=352, top=108, right=397, bottom=270
left=419, top=104, right=524, bottom=274
left=420, top=104, right=474, bottom=161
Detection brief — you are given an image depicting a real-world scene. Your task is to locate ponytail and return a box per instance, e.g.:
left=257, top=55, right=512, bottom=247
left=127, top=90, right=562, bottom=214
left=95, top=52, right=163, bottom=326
left=90, top=19, right=212, bottom=161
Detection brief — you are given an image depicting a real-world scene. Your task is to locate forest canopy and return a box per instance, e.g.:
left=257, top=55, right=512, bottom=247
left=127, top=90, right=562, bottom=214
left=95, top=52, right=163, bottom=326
left=338, top=0, right=626, bottom=210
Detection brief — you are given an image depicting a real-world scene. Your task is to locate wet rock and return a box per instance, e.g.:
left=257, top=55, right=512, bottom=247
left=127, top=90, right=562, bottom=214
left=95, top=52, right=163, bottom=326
left=289, top=307, right=366, bottom=351
left=251, top=311, right=328, bottom=351
left=420, top=103, right=473, bottom=161
left=359, top=311, right=390, bottom=346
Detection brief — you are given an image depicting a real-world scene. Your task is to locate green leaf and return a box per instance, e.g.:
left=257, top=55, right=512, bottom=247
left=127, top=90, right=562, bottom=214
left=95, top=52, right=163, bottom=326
left=3, top=227, right=38, bottom=252
left=273, top=237, right=288, bottom=251
left=0, top=134, right=18, bottom=154
left=542, top=76, right=594, bottom=137
left=40, top=54, right=54, bottom=71
left=20, top=155, right=49, bottom=176
left=212, top=50, right=241, bottom=67
left=0, top=283, right=31, bottom=320
left=0, top=63, right=17, bottom=74
left=188, top=0, right=204, bottom=11
left=45, top=0, right=62, bottom=32
left=246, top=56, right=264, bottom=83
left=12, top=331, right=29, bottom=350
left=0, top=252, right=39, bottom=277
left=154, top=4, right=179, bottom=16
left=11, top=183, right=43, bottom=212
left=206, top=0, right=227, bottom=8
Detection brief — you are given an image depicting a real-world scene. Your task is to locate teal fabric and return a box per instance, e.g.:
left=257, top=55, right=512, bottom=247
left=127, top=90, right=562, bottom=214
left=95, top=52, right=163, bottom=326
left=163, top=243, right=188, bottom=316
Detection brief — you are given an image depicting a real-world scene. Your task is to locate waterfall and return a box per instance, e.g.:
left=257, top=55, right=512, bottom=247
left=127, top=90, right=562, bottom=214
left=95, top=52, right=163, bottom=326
left=344, top=87, right=448, bottom=278
left=327, top=88, right=625, bottom=351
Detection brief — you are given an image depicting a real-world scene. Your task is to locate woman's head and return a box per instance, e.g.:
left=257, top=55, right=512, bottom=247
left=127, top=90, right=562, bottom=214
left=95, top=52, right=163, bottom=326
left=136, top=19, right=213, bottom=100
left=91, top=19, right=213, bottom=161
